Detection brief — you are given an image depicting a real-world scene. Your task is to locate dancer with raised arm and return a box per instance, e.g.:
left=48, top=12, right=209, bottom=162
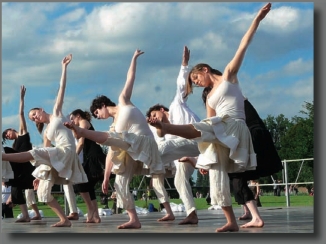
left=2, top=85, right=42, bottom=222
left=2, top=54, right=88, bottom=227
left=148, top=3, right=272, bottom=232
left=63, top=49, right=166, bottom=229
left=69, top=109, right=107, bottom=223
left=146, top=46, right=201, bottom=224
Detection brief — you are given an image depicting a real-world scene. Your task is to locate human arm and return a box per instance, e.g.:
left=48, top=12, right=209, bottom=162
left=176, top=46, right=190, bottom=102
left=43, top=127, right=52, bottom=147
left=224, top=3, right=271, bottom=83
left=118, top=49, right=144, bottom=106
left=102, top=149, right=114, bottom=195
left=18, top=85, right=28, bottom=135
left=53, top=54, right=72, bottom=117
left=75, top=120, right=89, bottom=156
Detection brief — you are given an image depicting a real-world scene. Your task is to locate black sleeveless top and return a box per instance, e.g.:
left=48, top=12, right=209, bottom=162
left=82, top=124, right=106, bottom=178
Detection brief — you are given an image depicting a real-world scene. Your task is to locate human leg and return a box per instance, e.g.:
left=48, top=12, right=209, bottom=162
left=209, top=146, right=239, bottom=232
left=2, top=152, right=34, bottom=163
left=11, top=186, right=30, bottom=222
left=37, top=179, right=71, bottom=227
left=174, top=161, right=198, bottom=225
left=152, top=174, right=175, bottom=221
left=148, top=119, right=201, bottom=139
left=62, top=183, right=79, bottom=220
left=114, top=155, right=141, bottom=229
left=25, top=188, right=42, bottom=220
left=240, top=200, right=264, bottom=228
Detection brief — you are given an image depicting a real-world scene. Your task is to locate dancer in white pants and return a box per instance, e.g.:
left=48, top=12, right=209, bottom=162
left=146, top=46, right=201, bottom=224
left=64, top=49, right=167, bottom=229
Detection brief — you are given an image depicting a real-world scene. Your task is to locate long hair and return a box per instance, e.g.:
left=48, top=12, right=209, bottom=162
left=29, top=108, right=45, bottom=134
left=70, top=109, right=92, bottom=122
left=185, top=63, right=222, bottom=99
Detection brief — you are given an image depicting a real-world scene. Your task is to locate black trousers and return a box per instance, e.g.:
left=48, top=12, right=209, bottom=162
left=2, top=203, right=14, bottom=218
left=231, top=177, right=255, bottom=205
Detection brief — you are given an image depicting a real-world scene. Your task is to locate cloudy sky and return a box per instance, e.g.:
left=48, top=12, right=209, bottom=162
left=2, top=2, right=313, bottom=148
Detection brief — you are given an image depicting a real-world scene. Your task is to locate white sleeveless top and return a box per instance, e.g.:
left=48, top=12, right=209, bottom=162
left=207, top=80, right=245, bottom=119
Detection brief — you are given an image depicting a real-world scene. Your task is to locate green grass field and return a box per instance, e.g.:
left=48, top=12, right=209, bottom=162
left=12, top=193, right=314, bottom=218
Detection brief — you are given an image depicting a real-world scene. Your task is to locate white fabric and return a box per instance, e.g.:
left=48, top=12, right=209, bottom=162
left=150, top=65, right=201, bottom=215
left=2, top=146, right=14, bottom=182
left=174, top=162, right=196, bottom=216
left=2, top=184, right=11, bottom=203
left=29, top=115, right=87, bottom=185
left=207, top=80, right=245, bottom=119
left=25, top=189, right=37, bottom=207
left=63, top=183, right=78, bottom=213
left=152, top=173, right=169, bottom=203
left=102, top=105, right=165, bottom=176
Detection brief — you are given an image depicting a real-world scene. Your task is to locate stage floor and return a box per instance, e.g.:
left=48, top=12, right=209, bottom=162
left=1, top=206, right=313, bottom=233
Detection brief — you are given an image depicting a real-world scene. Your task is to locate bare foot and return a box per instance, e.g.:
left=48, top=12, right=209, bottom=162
left=51, top=220, right=72, bottom=227
left=15, top=217, right=31, bottom=223
left=84, top=216, right=101, bottom=223
left=157, top=214, right=175, bottom=222
left=240, top=218, right=264, bottom=228
left=67, top=212, right=79, bottom=220
left=31, top=216, right=42, bottom=220
left=117, top=221, right=141, bottom=229
left=178, top=210, right=198, bottom=225
left=215, top=223, right=239, bottom=232
left=147, top=118, right=166, bottom=138
left=238, top=213, right=252, bottom=220
left=63, top=122, right=82, bottom=139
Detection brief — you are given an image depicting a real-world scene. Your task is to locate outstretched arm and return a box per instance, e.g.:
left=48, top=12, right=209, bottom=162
left=53, top=54, right=72, bottom=117
left=224, top=3, right=271, bottom=82
left=18, top=85, right=28, bottom=135
left=176, top=46, right=190, bottom=102
left=118, top=49, right=144, bottom=106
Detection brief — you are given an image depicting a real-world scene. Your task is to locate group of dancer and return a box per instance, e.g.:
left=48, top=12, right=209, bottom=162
left=2, top=3, right=282, bottom=232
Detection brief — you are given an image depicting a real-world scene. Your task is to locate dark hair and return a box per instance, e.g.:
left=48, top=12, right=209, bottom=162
left=2, top=128, right=17, bottom=146
left=70, top=109, right=92, bottom=122
left=202, top=86, right=213, bottom=106
left=185, top=63, right=222, bottom=99
left=145, top=104, right=169, bottom=118
left=90, top=95, right=116, bottom=118
left=29, top=108, right=45, bottom=134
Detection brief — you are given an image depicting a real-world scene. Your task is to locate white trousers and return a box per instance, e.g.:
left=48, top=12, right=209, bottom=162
left=25, top=189, right=37, bottom=207
left=152, top=174, right=169, bottom=203
left=174, top=162, right=196, bottom=216
left=63, top=183, right=78, bottom=213
left=208, top=143, right=232, bottom=207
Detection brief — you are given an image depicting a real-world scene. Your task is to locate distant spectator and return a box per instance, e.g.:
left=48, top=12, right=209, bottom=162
left=310, top=187, right=314, bottom=196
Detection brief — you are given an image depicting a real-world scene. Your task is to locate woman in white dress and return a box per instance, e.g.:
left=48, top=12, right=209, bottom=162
left=64, top=49, right=166, bottom=229
left=2, top=54, right=88, bottom=227
left=148, top=3, right=271, bottom=232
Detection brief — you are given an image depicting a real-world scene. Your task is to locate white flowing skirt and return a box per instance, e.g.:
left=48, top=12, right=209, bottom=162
left=192, top=115, right=257, bottom=173
left=29, top=146, right=88, bottom=185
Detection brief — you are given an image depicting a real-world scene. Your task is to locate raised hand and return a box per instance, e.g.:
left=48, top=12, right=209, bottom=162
left=182, top=46, right=190, bottom=66
left=257, top=2, right=271, bottom=21
left=62, top=54, right=72, bottom=67
left=133, top=49, right=144, bottom=59
left=20, top=85, right=26, bottom=100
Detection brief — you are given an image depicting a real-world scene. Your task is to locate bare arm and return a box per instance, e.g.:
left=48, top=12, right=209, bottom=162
left=206, top=102, right=216, bottom=118
left=18, top=85, right=27, bottom=135
left=102, top=149, right=114, bottom=195
left=75, top=120, right=89, bottom=156
left=43, top=127, right=52, bottom=147
left=53, top=54, right=72, bottom=117
left=118, top=49, right=144, bottom=106
left=224, top=3, right=271, bottom=82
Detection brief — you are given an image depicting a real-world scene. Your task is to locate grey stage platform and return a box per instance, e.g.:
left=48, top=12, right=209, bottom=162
left=1, top=206, right=313, bottom=233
